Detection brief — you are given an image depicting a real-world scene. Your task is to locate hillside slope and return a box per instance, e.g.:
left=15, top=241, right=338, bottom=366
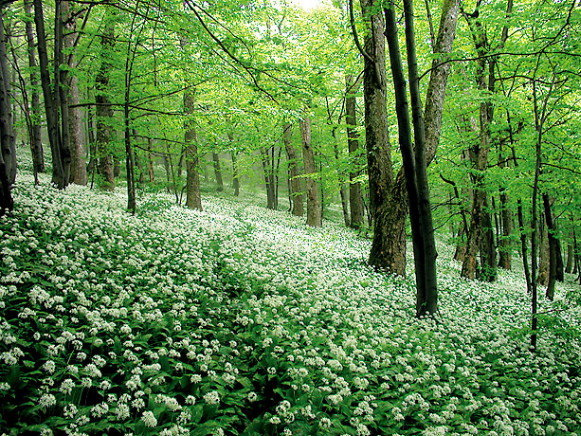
left=1, top=173, right=580, bottom=435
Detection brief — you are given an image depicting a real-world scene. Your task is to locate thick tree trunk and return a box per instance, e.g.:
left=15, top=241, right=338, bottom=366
left=54, top=0, right=72, bottom=187
left=95, top=14, right=115, bottom=190
left=65, top=5, right=86, bottom=185
left=360, top=0, right=399, bottom=271
left=0, top=8, right=15, bottom=215
left=345, top=74, right=364, bottom=229
left=300, top=117, right=321, bottom=227
left=212, top=152, right=224, bottom=192
left=283, top=123, right=304, bottom=217
left=24, top=0, right=44, bottom=175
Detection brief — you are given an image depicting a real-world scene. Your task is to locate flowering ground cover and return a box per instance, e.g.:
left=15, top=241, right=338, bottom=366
left=1, top=172, right=580, bottom=436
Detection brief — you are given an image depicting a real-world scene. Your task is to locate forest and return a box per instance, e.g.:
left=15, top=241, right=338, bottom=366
left=0, top=0, right=580, bottom=435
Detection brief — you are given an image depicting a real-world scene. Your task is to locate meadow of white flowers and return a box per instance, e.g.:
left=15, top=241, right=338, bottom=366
left=1, top=171, right=580, bottom=436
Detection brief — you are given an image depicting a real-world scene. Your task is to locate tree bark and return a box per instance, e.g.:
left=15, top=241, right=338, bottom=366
left=359, top=0, right=400, bottom=271
left=231, top=151, right=240, bottom=197
left=260, top=145, right=278, bottom=210
left=498, top=188, right=513, bottom=269
left=65, top=4, right=86, bottom=185
left=300, top=117, right=321, bottom=227
left=543, top=194, right=562, bottom=300
left=95, top=12, right=115, bottom=190
left=0, top=7, right=15, bottom=215
left=24, top=0, right=44, bottom=176
left=183, top=86, right=202, bottom=210
left=566, top=243, right=573, bottom=274
left=345, top=74, right=364, bottom=229
left=460, top=7, right=498, bottom=282
left=212, top=152, right=224, bottom=192
left=283, top=123, right=304, bottom=217
left=384, top=0, right=439, bottom=317
left=34, top=0, right=70, bottom=189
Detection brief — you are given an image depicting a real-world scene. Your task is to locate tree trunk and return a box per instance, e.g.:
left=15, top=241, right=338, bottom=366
left=283, top=123, right=304, bottom=217
left=261, top=146, right=278, bottom=210
left=385, top=0, right=439, bottom=317
left=345, top=74, right=364, bottom=229
left=0, top=7, right=15, bottom=216
left=54, top=0, right=72, bottom=187
left=231, top=151, right=240, bottom=197
left=212, top=152, right=224, bottom=192
left=183, top=85, right=202, bottom=210
left=566, top=243, right=573, bottom=274
left=498, top=189, right=512, bottom=269
left=24, top=0, right=44, bottom=176
left=34, top=0, right=70, bottom=189
left=361, top=0, right=459, bottom=276
left=146, top=137, right=154, bottom=183
left=300, top=117, right=321, bottom=227
left=360, top=0, right=399, bottom=271
left=543, top=194, right=561, bottom=300
left=64, top=4, right=86, bottom=185
left=95, top=10, right=115, bottom=190
left=330, top=125, right=350, bottom=227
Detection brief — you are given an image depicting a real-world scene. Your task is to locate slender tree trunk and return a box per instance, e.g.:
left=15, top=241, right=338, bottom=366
left=212, top=152, right=224, bottom=192
left=542, top=194, right=562, bottom=300
left=498, top=188, right=512, bottom=269
left=300, top=117, right=321, bottom=227
left=24, top=0, right=44, bottom=175
left=0, top=8, right=15, bottom=216
left=231, top=151, right=240, bottom=197
left=261, top=146, right=277, bottom=210
left=566, top=243, right=573, bottom=274
left=346, top=75, right=364, bottom=229
left=283, top=123, right=304, bottom=217
left=183, top=84, right=202, bottom=210
left=330, top=125, right=350, bottom=227
left=34, top=0, right=70, bottom=189
left=385, top=0, right=439, bottom=317
left=146, top=137, right=155, bottom=183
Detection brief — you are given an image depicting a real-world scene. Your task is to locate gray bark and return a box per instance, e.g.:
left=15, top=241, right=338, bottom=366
left=300, top=117, right=321, bottom=227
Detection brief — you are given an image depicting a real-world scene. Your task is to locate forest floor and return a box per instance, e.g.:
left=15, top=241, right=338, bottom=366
left=1, top=164, right=581, bottom=436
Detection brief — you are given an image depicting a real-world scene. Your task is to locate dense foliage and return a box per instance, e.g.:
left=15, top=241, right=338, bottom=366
left=1, top=167, right=580, bottom=435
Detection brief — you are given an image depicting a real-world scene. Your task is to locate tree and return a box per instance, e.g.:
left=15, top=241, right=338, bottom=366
left=0, top=4, right=15, bottom=216
left=23, top=0, right=44, bottom=178
left=358, top=0, right=459, bottom=278
left=460, top=1, right=514, bottom=283
left=95, top=8, right=116, bottom=190
left=300, top=116, right=322, bottom=227
left=283, top=123, right=305, bottom=217
left=345, top=74, right=364, bottom=229
left=33, top=0, right=71, bottom=189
